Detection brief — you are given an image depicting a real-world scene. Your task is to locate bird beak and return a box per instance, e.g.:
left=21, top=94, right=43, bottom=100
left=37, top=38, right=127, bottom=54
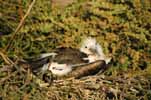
left=89, top=48, right=97, bottom=55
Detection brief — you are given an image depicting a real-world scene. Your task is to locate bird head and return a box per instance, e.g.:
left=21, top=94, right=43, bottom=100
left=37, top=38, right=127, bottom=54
left=80, top=37, right=98, bottom=55
left=80, top=37, right=111, bottom=64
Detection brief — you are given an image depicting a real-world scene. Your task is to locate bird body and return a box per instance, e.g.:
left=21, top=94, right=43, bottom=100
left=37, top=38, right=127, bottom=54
left=41, top=48, right=89, bottom=76
left=20, top=37, right=111, bottom=77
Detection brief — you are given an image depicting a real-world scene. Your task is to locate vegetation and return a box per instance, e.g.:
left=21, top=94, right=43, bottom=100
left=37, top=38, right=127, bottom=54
left=0, top=0, right=151, bottom=99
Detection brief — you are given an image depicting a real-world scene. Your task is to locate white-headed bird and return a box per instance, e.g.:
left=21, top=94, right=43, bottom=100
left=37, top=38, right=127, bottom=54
left=20, top=37, right=111, bottom=77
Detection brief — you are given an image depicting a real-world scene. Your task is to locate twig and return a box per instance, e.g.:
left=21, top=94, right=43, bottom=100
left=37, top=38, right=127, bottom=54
left=18, top=0, right=24, bottom=20
left=5, top=0, right=36, bottom=51
left=0, top=51, right=12, bottom=64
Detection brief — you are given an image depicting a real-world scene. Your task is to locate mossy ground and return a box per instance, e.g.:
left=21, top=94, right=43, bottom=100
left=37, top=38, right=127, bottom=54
left=0, top=0, right=151, bottom=99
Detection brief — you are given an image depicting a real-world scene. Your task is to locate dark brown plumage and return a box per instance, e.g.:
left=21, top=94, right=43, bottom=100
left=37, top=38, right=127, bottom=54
left=53, top=47, right=89, bottom=64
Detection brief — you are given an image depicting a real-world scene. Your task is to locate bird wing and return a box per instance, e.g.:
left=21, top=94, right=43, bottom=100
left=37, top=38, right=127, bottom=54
left=19, top=55, right=54, bottom=71
left=53, top=48, right=89, bottom=64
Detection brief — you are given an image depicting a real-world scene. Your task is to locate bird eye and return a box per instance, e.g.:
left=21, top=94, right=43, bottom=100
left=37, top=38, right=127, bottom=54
left=85, top=46, right=87, bottom=48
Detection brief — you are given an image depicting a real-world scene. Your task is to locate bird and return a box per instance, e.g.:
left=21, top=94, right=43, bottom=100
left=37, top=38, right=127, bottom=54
left=19, top=37, right=111, bottom=77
